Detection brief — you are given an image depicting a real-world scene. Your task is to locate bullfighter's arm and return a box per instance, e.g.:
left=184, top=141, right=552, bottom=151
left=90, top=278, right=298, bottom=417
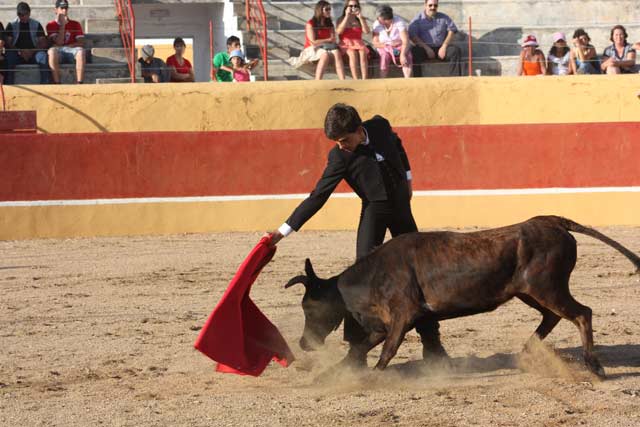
left=277, top=148, right=347, bottom=236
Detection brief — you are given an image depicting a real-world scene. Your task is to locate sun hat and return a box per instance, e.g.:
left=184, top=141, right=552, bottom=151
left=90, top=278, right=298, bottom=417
left=229, top=49, right=244, bottom=60
left=552, top=32, right=566, bottom=43
left=521, top=34, right=538, bottom=47
left=141, top=45, right=154, bottom=60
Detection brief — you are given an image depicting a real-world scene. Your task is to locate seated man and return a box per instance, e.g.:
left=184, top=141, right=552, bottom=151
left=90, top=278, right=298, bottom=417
left=408, top=0, right=461, bottom=77
left=4, top=2, right=50, bottom=84
left=46, top=0, right=85, bottom=84
left=138, top=44, right=168, bottom=83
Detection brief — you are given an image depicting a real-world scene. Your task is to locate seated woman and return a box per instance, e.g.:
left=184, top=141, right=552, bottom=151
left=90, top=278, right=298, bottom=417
left=288, top=1, right=345, bottom=80
left=517, top=35, right=546, bottom=76
left=570, top=28, right=599, bottom=74
left=547, top=32, right=572, bottom=75
left=336, top=0, right=370, bottom=80
left=601, top=25, right=636, bottom=74
left=371, top=5, right=412, bottom=78
left=166, top=37, right=195, bottom=82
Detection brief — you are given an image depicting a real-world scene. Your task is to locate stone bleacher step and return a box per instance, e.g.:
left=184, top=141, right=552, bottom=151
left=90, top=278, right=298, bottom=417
left=90, top=47, right=137, bottom=64
left=14, top=63, right=131, bottom=85
left=83, top=33, right=125, bottom=49
left=85, top=18, right=121, bottom=34
left=0, top=4, right=117, bottom=22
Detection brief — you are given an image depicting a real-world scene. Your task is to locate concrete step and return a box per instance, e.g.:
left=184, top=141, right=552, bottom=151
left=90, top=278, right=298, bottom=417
left=0, top=4, right=117, bottom=25
left=90, top=47, right=137, bottom=64
left=13, top=63, right=131, bottom=84
left=239, top=0, right=640, bottom=29
left=254, top=21, right=640, bottom=62
left=83, top=33, right=125, bottom=49
left=95, top=77, right=144, bottom=84
left=85, top=18, right=121, bottom=34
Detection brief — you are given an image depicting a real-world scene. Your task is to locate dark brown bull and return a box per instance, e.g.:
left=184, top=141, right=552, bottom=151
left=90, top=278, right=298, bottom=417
left=285, top=216, right=640, bottom=377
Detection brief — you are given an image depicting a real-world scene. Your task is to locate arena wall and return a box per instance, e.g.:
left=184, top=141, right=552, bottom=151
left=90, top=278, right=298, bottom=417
left=1, top=77, right=639, bottom=239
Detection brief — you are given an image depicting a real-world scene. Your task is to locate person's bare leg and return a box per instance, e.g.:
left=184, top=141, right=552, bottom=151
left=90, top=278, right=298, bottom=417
left=75, top=48, right=85, bottom=83
left=332, top=50, right=345, bottom=80
left=315, top=51, right=330, bottom=80
left=402, top=65, right=412, bottom=78
left=359, top=49, right=368, bottom=80
left=606, top=66, right=621, bottom=75
left=346, top=49, right=358, bottom=79
left=48, top=48, right=60, bottom=83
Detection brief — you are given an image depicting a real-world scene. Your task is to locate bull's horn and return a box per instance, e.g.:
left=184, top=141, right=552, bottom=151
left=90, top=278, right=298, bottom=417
left=305, top=258, right=318, bottom=280
left=284, top=275, right=308, bottom=289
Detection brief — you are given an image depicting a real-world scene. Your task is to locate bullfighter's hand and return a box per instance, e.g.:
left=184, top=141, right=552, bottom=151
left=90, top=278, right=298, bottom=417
left=264, top=231, right=283, bottom=247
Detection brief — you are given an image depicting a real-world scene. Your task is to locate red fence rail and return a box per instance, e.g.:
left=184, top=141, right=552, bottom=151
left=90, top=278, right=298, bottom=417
left=115, top=0, right=136, bottom=83
left=245, top=0, right=269, bottom=80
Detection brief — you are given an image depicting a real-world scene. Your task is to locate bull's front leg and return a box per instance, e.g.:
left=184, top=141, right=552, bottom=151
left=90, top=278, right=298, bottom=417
left=339, top=330, right=386, bottom=368
left=374, top=319, right=409, bottom=370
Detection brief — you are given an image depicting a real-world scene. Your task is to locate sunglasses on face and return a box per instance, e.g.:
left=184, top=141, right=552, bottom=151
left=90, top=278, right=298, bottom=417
left=323, top=7, right=331, bottom=11
left=427, top=4, right=438, bottom=8
left=348, top=4, right=359, bottom=8
left=18, top=12, right=27, bottom=17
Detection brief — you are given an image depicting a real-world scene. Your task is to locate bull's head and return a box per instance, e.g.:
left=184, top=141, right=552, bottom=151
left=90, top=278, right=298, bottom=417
left=285, top=258, right=345, bottom=351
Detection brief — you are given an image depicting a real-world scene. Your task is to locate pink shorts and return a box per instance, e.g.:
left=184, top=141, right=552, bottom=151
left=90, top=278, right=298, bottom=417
left=339, top=38, right=367, bottom=53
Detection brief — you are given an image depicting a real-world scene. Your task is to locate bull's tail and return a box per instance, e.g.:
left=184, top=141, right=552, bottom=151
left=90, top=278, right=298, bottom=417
left=546, top=216, right=640, bottom=274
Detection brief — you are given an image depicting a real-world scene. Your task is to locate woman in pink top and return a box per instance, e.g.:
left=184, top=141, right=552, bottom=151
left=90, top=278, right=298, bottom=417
left=371, top=5, right=412, bottom=78
left=336, top=0, right=370, bottom=79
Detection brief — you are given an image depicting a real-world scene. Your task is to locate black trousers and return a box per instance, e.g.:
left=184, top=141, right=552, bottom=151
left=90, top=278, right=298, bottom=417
left=344, top=182, right=418, bottom=342
left=411, top=44, right=462, bottom=77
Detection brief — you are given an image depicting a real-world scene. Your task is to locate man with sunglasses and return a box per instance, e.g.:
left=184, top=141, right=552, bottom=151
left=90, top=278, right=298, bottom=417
left=409, top=0, right=461, bottom=77
left=4, top=2, right=50, bottom=84
left=46, top=0, right=85, bottom=84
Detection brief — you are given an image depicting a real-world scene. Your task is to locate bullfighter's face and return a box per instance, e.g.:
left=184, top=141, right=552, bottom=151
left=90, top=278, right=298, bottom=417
left=335, top=126, right=365, bottom=152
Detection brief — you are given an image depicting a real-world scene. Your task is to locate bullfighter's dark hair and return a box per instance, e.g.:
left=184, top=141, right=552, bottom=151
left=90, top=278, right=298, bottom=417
left=324, top=103, right=362, bottom=140
left=609, top=25, right=628, bottom=43
left=226, top=35, right=241, bottom=47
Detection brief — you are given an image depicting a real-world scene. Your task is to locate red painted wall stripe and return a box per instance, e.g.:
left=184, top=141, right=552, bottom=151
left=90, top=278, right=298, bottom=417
left=1, top=122, right=639, bottom=201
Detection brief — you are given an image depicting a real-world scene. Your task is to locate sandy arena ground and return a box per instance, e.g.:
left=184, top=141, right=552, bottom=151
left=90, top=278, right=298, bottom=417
left=2, top=226, right=640, bottom=426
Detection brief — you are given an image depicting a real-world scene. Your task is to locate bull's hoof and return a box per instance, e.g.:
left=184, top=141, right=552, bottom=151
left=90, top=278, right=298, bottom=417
left=586, top=357, right=606, bottom=379
left=423, top=346, right=450, bottom=364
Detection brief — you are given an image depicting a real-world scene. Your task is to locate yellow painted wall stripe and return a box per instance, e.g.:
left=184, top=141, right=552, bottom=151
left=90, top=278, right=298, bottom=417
left=2, top=191, right=640, bottom=240
left=4, top=76, right=640, bottom=133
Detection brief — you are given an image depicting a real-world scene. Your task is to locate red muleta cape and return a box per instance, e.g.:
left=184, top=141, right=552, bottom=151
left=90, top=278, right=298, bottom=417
left=194, top=236, right=295, bottom=376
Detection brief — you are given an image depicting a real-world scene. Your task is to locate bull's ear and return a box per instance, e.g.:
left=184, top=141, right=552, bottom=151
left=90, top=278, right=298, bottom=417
left=284, top=275, right=308, bottom=289
left=305, top=258, right=318, bottom=281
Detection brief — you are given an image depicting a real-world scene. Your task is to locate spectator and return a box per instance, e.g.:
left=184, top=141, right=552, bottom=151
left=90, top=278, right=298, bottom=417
left=288, top=1, right=345, bottom=80
left=570, top=28, right=600, bottom=74
left=517, top=35, right=546, bottom=76
left=601, top=25, right=636, bottom=74
left=547, top=32, right=572, bottom=75
left=409, top=0, right=461, bottom=77
left=46, top=0, right=85, bottom=84
left=229, top=49, right=251, bottom=82
left=371, top=5, right=412, bottom=78
left=138, top=44, right=168, bottom=83
left=4, top=2, right=50, bottom=85
left=336, top=0, right=370, bottom=80
left=213, top=36, right=257, bottom=82
left=166, top=37, right=195, bottom=82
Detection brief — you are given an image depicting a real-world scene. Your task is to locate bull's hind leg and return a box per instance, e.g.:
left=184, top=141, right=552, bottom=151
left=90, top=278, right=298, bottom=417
left=415, top=316, right=449, bottom=361
left=517, top=294, right=562, bottom=351
left=526, top=289, right=605, bottom=378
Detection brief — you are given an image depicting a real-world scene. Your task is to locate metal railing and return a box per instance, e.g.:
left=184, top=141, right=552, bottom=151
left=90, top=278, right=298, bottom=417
left=115, top=0, right=136, bottom=83
left=245, top=0, right=269, bottom=80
